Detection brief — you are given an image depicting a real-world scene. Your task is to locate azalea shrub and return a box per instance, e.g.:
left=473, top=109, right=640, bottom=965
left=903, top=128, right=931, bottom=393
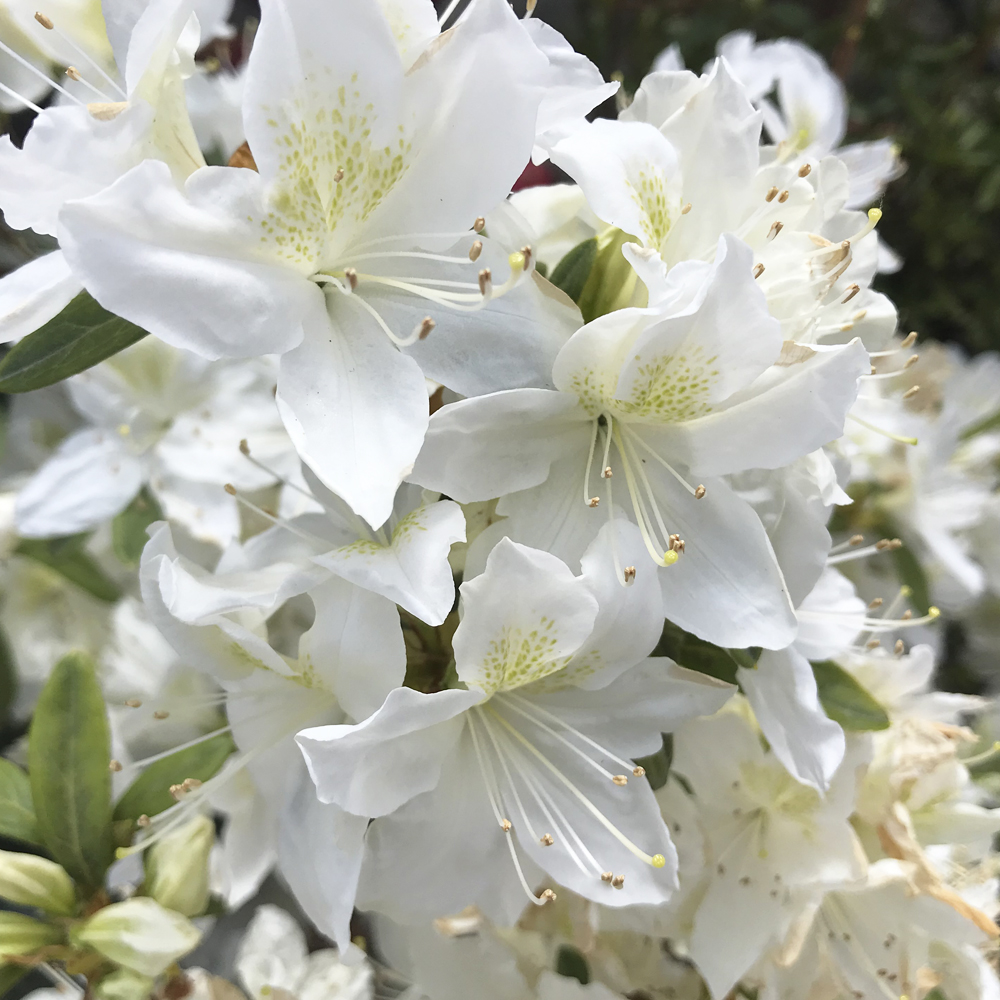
left=0, top=2, right=1000, bottom=1000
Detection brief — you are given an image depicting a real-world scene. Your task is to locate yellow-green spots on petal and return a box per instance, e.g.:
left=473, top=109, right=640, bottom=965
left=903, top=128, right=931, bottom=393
left=471, top=617, right=571, bottom=695
left=614, top=345, right=721, bottom=422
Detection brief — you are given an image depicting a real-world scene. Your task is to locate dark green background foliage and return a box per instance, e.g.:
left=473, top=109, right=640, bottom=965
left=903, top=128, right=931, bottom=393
left=519, top=0, right=1000, bottom=356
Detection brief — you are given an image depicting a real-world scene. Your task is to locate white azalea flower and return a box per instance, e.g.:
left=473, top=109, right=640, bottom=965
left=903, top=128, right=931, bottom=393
left=58, top=0, right=589, bottom=528
left=413, top=233, right=868, bottom=650
left=297, top=523, right=733, bottom=924
left=14, top=338, right=293, bottom=546
left=670, top=710, right=869, bottom=998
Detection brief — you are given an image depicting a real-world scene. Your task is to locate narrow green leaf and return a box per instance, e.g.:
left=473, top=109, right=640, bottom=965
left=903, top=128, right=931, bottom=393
left=548, top=237, right=598, bottom=303
left=653, top=620, right=757, bottom=685
left=29, top=651, right=114, bottom=889
left=113, top=732, right=236, bottom=823
left=555, top=945, right=590, bottom=985
left=0, top=292, right=148, bottom=393
left=0, top=623, right=14, bottom=725
left=812, top=660, right=891, bottom=731
left=0, top=758, right=40, bottom=846
left=959, top=407, right=1000, bottom=440
left=111, top=488, right=163, bottom=568
left=0, top=963, right=28, bottom=999
left=15, top=534, right=122, bottom=603
left=889, top=542, right=932, bottom=617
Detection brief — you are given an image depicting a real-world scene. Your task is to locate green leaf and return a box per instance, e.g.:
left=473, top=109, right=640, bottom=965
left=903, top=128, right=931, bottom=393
left=15, top=534, right=122, bottom=603
left=0, top=963, right=28, bottom=999
left=0, top=291, right=148, bottom=393
left=0, top=623, right=15, bottom=725
left=889, top=541, right=932, bottom=616
left=959, top=407, right=1000, bottom=440
left=113, top=732, right=236, bottom=823
left=634, top=733, right=673, bottom=791
left=548, top=237, right=598, bottom=303
left=29, top=651, right=114, bottom=889
left=812, top=660, right=891, bottom=732
left=555, top=945, right=590, bottom=985
left=577, top=229, right=638, bottom=323
left=0, top=758, right=40, bottom=846
left=653, top=620, right=759, bottom=685
left=111, top=488, right=163, bottom=568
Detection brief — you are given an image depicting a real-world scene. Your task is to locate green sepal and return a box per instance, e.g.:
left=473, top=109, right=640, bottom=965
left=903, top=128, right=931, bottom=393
left=28, top=651, right=114, bottom=889
left=0, top=292, right=148, bottom=393
left=577, top=228, right=639, bottom=322
left=113, top=732, right=236, bottom=823
left=555, top=944, right=590, bottom=985
left=548, top=237, right=598, bottom=303
left=111, top=488, right=163, bottom=568
left=811, top=660, right=891, bottom=731
left=0, top=759, right=41, bottom=847
left=15, top=534, right=122, bottom=603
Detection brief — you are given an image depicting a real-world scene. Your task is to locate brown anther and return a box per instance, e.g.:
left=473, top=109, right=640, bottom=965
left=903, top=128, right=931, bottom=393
left=632, top=765, right=646, bottom=777
left=183, top=778, right=202, bottom=792
left=900, top=331, right=918, bottom=348
left=602, top=466, right=612, bottom=479
left=344, top=267, right=358, bottom=291
left=34, top=11, right=54, bottom=27
left=153, top=710, right=170, bottom=720
left=66, top=66, right=81, bottom=81
left=601, top=871, right=614, bottom=883
left=842, top=283, right=860, bottom=303
left=137, top=814, right=151, bottom=828
left=767, top=221, right=784, bottom=240
left=587, top=497, right=600, bottom=508
left=473, top=216, right=485, bottom=233
left=901, top=609, right=912, bottom=620
left=904, top=353, right=919, bottom=369
left=849, top=534, right=864, bottom=546
left=540, top=833, right=554, bottom=846
left=125, top=698, right=142, bottom=708
left=777, top=190, right=789, bottom=203
left=109, top=759, right=123, bottom=772
left=500, top=818, right=512, bottom=833
left=468, top=240, right=483, bottom=262
left=694, top=484, right=706, bottom=499
left=875, top=538, right=893, bottom=551
left=224, top=483, right=237, bottom=495
left=478, top=268, right=492, bottom=295
left=894, top=639, right=905, bottom=655
left=765, top=186, right=779, bottom=202
left=681, top=202, right=692, bottom=215
left=227, top=141, right=257, bottom=171
left=752, top=263, right=765, bottom=279
left=520, top=245, right=533, bottom=267
left=871, top=366, right=877, bottom=375
left=612, top=775, right=628, bottom=786
left=623, top=565, right=636, bottom=584
left=539, top=888, right=557, bottom=903
left=239, top=438, right=251, bottom=456
left=903, top=385, right=920, bottom=400
left=418, top=316, right=435, bottom=340
left=611, top=874, right=625, bottom=889
left=853, top=309, right=867, bottom=323
left=169, top=783, right=185, bottom=801
left=333, top=168, right=344, bottom=183
left=867, top=639, right=881, bottom=649
left=798, top=163, right=812, bottom=177
left=868, top=598, right=883, bottom=609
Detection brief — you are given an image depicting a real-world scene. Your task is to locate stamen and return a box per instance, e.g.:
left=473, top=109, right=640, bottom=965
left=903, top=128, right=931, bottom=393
left=117, top=725, right=234, bottom=775
left=223, top=484, right=331, bottom=546
left=894, top=639, right=905, bottom=655
left=841, top=283, right=860, bottom=303
left=35, top=11, right=126, bottom=97
left=344, top=267, right=358, bottom=291
left=601, top=871, right=613, bottom=882
left=623, top=566, right=636, bottom=584
left=478, top=268, right=492, bottom=298
left=778, top=190, right=789, bottom=203
left=438, top=0, right=464, bottom=26
left=237, top=439, right=315, bottom=503
left=623, top=424, right=702, bottom=496
left=0, top=37, right=84, bottom=105
left=109, top=759, right=123, bottom=772
left=0, top=81, right=42, bottom=113
left=333, top=167, right=344, bottom=183
left=798, top=163, right=812, bottom=177
left=525, top=0, right=537, bottom=15
left=473, top=216, right=485, bottom=234
left=582, top=418, right=600, bottom=508
left=468, top=240, right=482, bottom=261
left=124, top=698, right=142, bottom=708
left=612, top=874, right=625, bottom=888
left=868, top=331, right=918, bottom=358
left=902, top=385, right=920, bottom=400
left=681, top=203, right=692, bottom=215
left=767, top=221, right=784, bottom=241
left=847, top=412, right=918, bottom=446
left=753, top=263, right=765, bottom=279
left=765, top=187, right=779, bottom=203
left=694, top=484, right=706, bottom=499
left=416, top=316, right=435, bottom=340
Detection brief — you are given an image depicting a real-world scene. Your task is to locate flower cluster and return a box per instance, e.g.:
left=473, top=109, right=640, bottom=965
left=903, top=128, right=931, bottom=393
left=0, top=3, right=999, bottom=1000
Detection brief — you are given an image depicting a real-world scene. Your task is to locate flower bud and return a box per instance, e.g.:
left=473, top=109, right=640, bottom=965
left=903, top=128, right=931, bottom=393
left=72, top=897, right=201, bottom=977
left=94, top=968, right=157, bottom=1000
left=144, top=815, right=214, bottom=917
left=0, top=850, right=76, bottom=915
left=0, top=912, right=64, bottom=957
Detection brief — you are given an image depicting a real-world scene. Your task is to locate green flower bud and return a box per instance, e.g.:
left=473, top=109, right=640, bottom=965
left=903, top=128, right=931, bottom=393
left=0, top=850, right=76, bottom=915
left=72, top=898, right=201, bottom=977
left=144, top=816, right=214, bottom=917
left=0, top=912, right=64, bottom=958
left=94, top=968, right=157, bottom=1000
